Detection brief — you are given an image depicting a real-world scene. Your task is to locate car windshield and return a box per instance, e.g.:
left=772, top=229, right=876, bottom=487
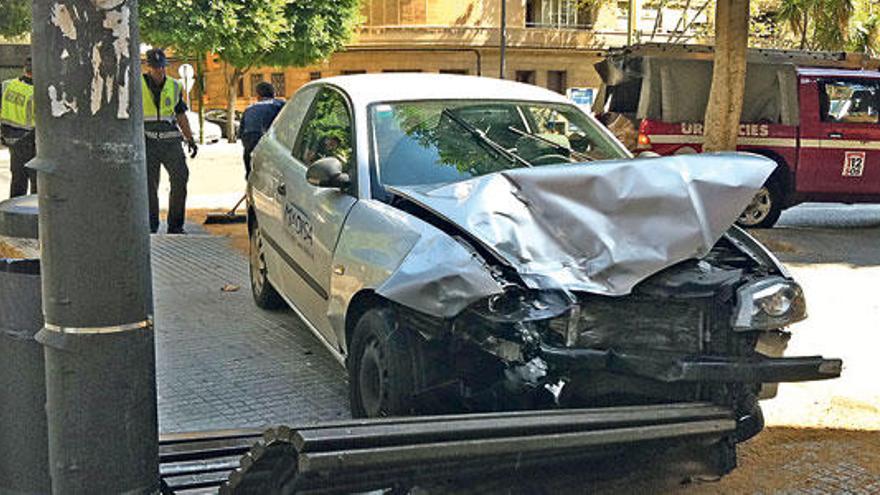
left=370, top=100, right=629, bottom=187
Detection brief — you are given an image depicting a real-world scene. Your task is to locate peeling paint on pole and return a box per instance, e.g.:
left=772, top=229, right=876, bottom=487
left=47, top=1, right=132, bottom=120
left=102, top=6, right=130, bottom=64
left=117, top=69, right=130, bottom=119
left=51, top=4, right=78, bottom=40
left=32, top=0, right=157, bottom=491
left=90, top=43, right=104, bottom=114
left=47, top=85, right=78, bottom=117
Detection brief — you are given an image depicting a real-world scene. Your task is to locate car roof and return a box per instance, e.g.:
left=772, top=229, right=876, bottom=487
left=796, top=67, right=880, bottom=78
left=309, top=73, right=573, bottom=107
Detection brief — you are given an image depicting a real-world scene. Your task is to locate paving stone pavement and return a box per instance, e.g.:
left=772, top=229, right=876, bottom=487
left=151, top=234, right=350, bottom=434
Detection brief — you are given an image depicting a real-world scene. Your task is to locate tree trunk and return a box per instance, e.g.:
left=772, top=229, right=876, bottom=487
left=800, top=16, right=808, bottom=50
left=703, top=0, right=750, bottom=152
left=225, top=68, right=241, bottom=144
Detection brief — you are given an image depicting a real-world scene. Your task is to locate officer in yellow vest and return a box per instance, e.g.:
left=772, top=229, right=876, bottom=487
left=0, top=57, right=36, bottom=198
left=142, top=48, right=197, bottom=234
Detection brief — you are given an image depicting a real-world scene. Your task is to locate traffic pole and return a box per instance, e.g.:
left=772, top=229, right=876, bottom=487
left=499, top=0, right=507, bottom=79
left=30, top=0, right=158, bottom=493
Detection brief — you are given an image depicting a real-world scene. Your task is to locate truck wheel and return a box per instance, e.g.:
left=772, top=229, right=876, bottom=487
left=737, top=179, right=783, bottom=228
left=349, top=307, right=417, bottom=418
left=249, top=222, right=285, bottom=310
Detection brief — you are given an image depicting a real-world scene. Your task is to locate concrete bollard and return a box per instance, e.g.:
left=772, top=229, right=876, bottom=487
left=0, top=195, right=50, bottom=494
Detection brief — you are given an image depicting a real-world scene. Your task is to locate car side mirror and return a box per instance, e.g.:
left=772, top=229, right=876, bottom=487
left=307, top=157, right=351, bottom=189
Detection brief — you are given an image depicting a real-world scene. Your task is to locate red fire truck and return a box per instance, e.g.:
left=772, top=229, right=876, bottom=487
left=595, top=44, right=880, bottom=227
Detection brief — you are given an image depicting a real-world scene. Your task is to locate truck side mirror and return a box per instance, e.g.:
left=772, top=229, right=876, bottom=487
left=307, top=157, right=351, bottom=189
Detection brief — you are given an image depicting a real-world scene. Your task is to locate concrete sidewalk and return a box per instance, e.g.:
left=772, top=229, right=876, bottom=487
left=151, top=234, right=349, bottom=434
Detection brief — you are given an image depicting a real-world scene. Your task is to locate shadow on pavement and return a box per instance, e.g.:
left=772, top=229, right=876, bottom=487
left=748, top=204, right=880, bottom=267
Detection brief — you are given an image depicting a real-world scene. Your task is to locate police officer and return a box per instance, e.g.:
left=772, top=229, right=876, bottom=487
left=142, top=48, right=197, bottom=234
left=1, top=57, right=36, bottom=198
left=239, top=81, right=284, bottom=178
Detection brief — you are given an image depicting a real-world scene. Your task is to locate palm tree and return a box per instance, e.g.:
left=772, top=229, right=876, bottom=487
left=777, top=0, right=854, bottom=50
left=849, top=13, right=879, bottom=55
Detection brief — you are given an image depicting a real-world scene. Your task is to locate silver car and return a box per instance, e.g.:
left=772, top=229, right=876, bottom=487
left=247, top=74, right=840, bottom=442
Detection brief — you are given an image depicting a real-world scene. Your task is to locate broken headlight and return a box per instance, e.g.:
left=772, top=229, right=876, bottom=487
left=732, top=277, right=806, bottom=331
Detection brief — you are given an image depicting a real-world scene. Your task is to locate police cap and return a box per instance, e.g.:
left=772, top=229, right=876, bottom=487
left=145, top=48, right=168, bottom=68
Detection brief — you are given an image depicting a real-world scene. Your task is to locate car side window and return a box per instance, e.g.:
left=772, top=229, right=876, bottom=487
left=820, top=79, right=880, bottom=124
left=293, top=88, right=354, bottom=172
left=273, top=86, right=319, bottom=150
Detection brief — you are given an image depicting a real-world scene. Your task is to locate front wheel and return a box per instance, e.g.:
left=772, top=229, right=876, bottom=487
left=249, top=222, right=285, bottom=310
left=737, top=179, right=783, bottom=228
left=348, top=307, right=417, bottom=418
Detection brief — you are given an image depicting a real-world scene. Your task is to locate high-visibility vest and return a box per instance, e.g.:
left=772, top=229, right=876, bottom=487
left=142, top=76, right=181, bottom=123
left=1, top=78, right=35, bottom=130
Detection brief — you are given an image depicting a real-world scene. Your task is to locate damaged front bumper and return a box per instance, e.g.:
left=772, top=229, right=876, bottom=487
left=540, top=344, right=843, bottom=384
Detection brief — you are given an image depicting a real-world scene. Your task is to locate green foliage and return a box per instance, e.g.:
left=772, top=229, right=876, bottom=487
left=299, top=90, right=353, bottom=166
left=264, top=0, right=360, bottom=68
left=140, top=0, right=358, bottom=142
left=142, top=0, right=359, bottom=71
left=772, top=0, right=854, bottom=50
left=0, top=0, right=30, bottom=39
left=850, top=16, right=879, bottom=55
left=390, top=102, right=515, bottom=178
left=140, top=0, right=288, bottom=64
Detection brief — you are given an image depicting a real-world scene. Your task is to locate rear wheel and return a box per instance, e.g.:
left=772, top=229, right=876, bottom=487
left=737, top=178, right=783, bottom=228
left=249, top=221, right=284, bottom=310
left=349, top=307, right=417, bottom=418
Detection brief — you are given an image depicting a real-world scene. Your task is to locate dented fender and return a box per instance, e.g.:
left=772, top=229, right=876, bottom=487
left=328, top=200, right=503, bottom=351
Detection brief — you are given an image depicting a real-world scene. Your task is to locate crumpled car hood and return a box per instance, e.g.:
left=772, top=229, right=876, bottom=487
left=386, top=152, right=775, bottom=296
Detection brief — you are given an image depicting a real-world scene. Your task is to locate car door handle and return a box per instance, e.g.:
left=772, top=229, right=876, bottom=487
left=277, top=183, right=287, bottom=196
left=828, top=132, right=843, bottom=138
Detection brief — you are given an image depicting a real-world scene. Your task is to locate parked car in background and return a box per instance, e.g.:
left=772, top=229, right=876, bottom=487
left=595, top=44, right=880, bottom=228
left=185, top=111, right=222, bottom=144
left=247, top=74, right=840, bottom=457
left=205, top=108, right=241, bottom=140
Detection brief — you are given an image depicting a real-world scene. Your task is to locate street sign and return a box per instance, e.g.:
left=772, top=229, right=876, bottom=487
left=178, top=63, right=195, bottom=103
left=567, top=87, right=596, bottom=111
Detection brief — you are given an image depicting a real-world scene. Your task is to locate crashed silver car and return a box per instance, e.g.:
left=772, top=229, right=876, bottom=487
left=247, top=74, right=840, bottom=443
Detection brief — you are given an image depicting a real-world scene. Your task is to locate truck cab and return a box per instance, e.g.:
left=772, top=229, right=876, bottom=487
left=596, top=45, right=880, bottom=227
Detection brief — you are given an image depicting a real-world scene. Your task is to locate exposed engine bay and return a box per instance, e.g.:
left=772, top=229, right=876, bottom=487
left=388, top=219, right=835, bottom=443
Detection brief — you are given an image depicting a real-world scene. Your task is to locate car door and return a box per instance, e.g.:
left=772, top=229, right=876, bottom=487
left=251, top=86, right=319, bottom=294
left=276, top=86, right=358, bottom=350
left=797, top=76, right=880, bottom=195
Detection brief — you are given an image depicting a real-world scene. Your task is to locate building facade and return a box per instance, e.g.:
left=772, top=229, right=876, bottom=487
left=193, top=0, right=710, bottom=110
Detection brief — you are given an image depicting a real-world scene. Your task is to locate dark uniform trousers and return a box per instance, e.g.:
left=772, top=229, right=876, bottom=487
left=5, top=131, right=36, bottom=197
left=146, top=137, right=189, bottom=232
left=241, top=133, right=261, bottom=178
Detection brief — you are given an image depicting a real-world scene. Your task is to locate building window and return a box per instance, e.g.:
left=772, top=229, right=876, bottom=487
left=236, top=78, right=244, bottom=98
left=309, top=71, right=322, bottom=81
left=516, top=70, right=536, bottom=85
left=547, top=70, right=567, bottom=94
left=341, top=70, right=367, bottom=75
left=365, top=0, right=427, bottom=25
left=271, top=72, right=286, bottom=97
left=526, top=0, right=593, bottom=29
left=249, top=73, right=264, bottom=97
left=440, top=69, right=469, bottom=75
left=381, top=69, right=422, bottom=73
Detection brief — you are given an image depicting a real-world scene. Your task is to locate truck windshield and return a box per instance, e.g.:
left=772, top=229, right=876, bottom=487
left=370, top=100, right=628, bottom=187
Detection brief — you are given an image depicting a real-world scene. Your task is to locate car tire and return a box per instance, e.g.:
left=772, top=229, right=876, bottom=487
left=348, top=307, right=417, bottom=418
left=736, top=178, right=783, bottom=229
left=249, top=222, right=285, bottom=310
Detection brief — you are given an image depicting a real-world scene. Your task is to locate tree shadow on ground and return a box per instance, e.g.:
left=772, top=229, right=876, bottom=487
left=747, top=204, right=880, bottom=267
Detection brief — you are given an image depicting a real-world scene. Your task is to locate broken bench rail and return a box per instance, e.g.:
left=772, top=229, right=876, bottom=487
left=159, top=403, right=735, bottom=494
